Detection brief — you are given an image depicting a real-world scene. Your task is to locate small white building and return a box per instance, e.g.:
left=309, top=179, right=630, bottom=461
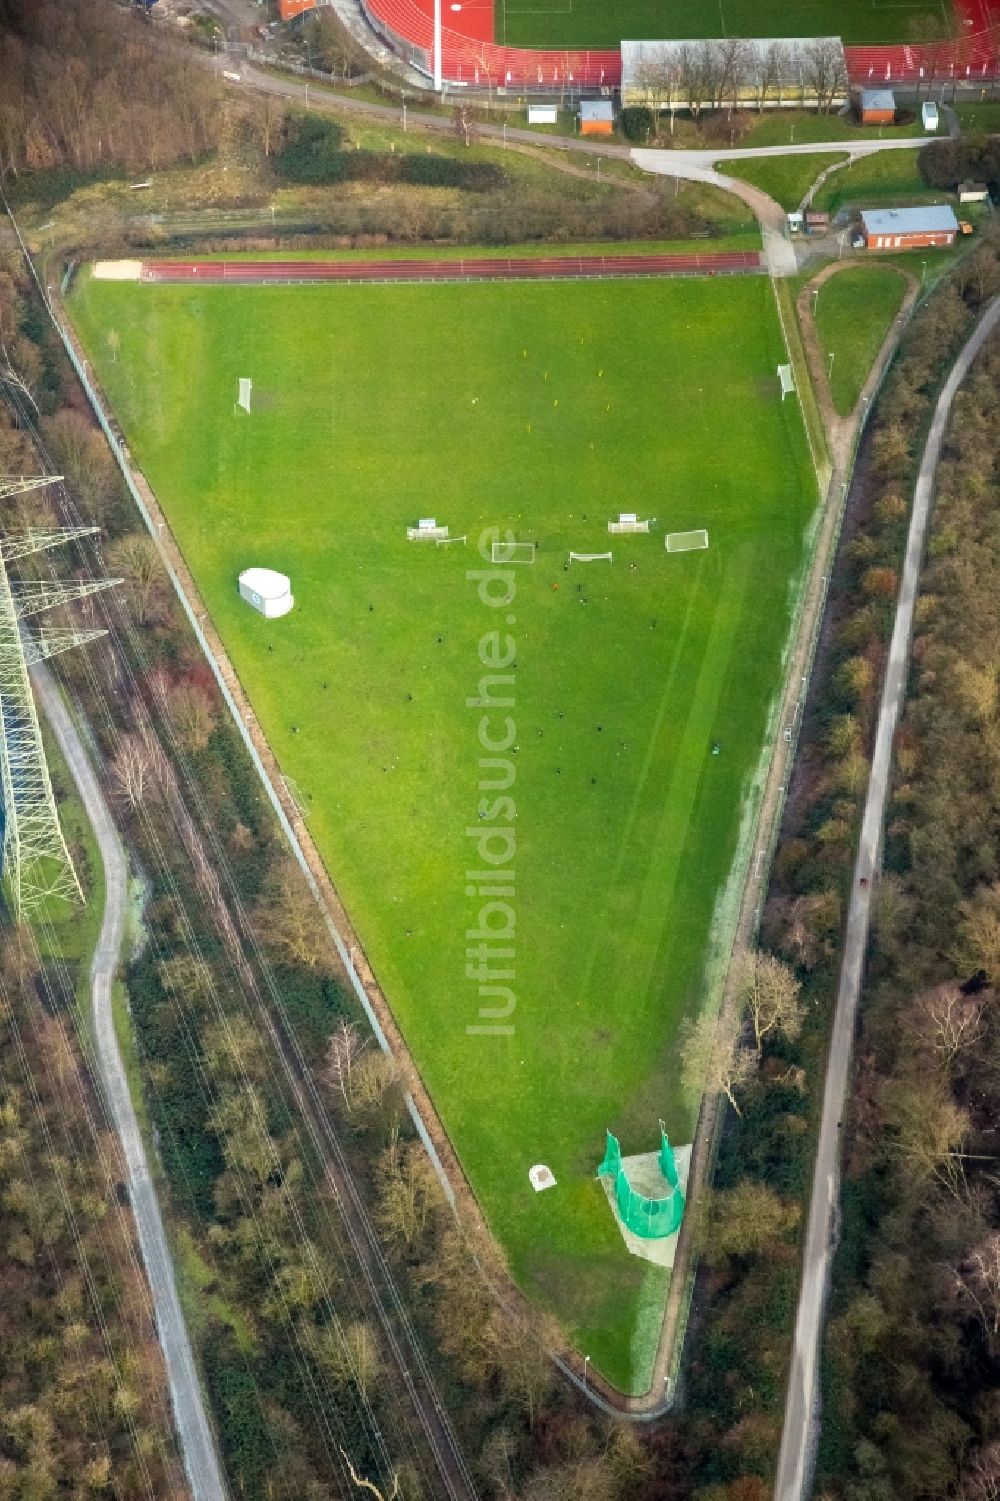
left=921, top=101, right=939, bottom=132
left=238, top=567, right=294, bottom=619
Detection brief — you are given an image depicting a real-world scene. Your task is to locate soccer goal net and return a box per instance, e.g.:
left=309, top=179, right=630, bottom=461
left=665, top=529, right=709, bottom=554
left=568, top=551, right=613, bottom=563
left=491, top=541, right=536, bottom=564
left=608, top=513, right=649, bottom=535
left=236, top=378, right=252, bottom=413
left=407, top=519, right=449, bottom=541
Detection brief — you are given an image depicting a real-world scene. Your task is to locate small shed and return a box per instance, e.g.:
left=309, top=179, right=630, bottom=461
left=921, top=101, right=939, bottom=131
left=238, top=567, right=294, bottom=618
left=858, top=87, right=895, bottom=125
left=805, top=211, right=830, bottom=235
left=958, top=180, right=990, bottom=203
left=579, top=99, right=614, bottom=136
left=861, top=204, right=959, bottom=251
left=528, top=105, right=558, bottom=125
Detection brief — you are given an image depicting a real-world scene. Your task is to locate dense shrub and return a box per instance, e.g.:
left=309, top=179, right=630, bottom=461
left=398, top=153, right=504, bottom=191
left=919, top=134, right=1000, bottom=192
left=621, top=106, right=654, bottom=141
left=275, top=114, right=348, bottom=183
left=276, top=115, right=505, bottom=192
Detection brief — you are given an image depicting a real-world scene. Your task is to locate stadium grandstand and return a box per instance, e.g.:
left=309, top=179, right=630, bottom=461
left=278, top=0, right=1000, bottom=91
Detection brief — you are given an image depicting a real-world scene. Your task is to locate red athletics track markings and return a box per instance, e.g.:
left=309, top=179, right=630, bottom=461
left=140, top=251, right=763, bottom=285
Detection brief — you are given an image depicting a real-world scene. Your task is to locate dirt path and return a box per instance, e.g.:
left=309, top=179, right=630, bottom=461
left=796, top=261, right=918, bottom=473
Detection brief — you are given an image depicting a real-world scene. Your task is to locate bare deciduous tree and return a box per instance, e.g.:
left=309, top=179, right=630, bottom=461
left=254, top=94, right=283, bottom=160
left=740, top=951, right=803, bottom=1055
left=716, top=37, right=752, bottom=115
left=707, top=1178, right=800, bottom=1262
left=955, top=884, right=1000, bottom=981
left=680, top=1009, right=754, bottom=1115
left=109, top=732, right=157, bottom=811
left=803, top=39, right=848, bottom=113
left=259, top=872, right=331, bottom=970
left=959, top=1442, right=1000, bottom=1501
left=750, top=41, right=787, bottom=111
left=350, top=1050, right=399, bottom=1115
left=375, top=1140, right=441, bottom=1252
left=107, top=533, right=167, bottom=625
left=949, top=1235, right=1000, bottom=1350
left=884, top=1073, right=969, bottom=1198
left=675, top=42, right=719, bottom=120
left=324, top=1019, right=367, bottom=1107
left=915, top=983, right=986, bottom=1070
left=165, top=678, right=217, bottom=755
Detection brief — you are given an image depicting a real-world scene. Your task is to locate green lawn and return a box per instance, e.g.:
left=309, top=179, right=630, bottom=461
left=499, top=0, right=951, bottom=49
left=954, top=101, right=1000, bottom=134
left=812, top=149, right=937, bottom=212
left=719, top=152, right=847, bottom=212
left=738, top=111, right=935, bottom=148
left=812, top=266, right=909, bottom=415
left=69, top=266, right=816, bottom=1392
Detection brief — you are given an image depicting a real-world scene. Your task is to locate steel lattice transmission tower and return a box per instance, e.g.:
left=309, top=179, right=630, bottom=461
left=0, top=475, right=120, bottom=919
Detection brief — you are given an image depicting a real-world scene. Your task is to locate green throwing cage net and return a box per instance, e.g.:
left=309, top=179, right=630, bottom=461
left=596, top=1128, right=685, bottom=1239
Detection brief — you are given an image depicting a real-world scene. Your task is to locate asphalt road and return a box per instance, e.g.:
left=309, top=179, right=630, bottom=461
left=647, top=136, right=929, bottom=165
left=32, top=663, right=230, bottom=1501
left=773, top=294, right=1000, bottom=1501
left=230, top=56, right=935, bottom=170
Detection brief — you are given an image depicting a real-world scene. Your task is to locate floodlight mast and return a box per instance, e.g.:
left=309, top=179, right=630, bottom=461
left=433, top=0, right=442, bottom=91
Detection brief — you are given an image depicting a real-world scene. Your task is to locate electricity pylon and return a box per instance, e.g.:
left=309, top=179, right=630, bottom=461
left=0, top=505, right=119, bottom=920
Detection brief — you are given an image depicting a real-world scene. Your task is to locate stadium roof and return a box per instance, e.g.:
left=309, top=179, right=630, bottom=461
left=622, top=36, right=845, bottom=77
left=621, top=37, right=848, bottom=106
left=861, top=205, right=959, bottom=235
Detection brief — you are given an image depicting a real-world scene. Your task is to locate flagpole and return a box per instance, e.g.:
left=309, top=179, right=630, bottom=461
left=434, top=0, right=443, bottom=91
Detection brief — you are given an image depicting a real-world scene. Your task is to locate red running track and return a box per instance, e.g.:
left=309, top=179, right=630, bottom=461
left=141, top=251, right=763, bottom=284
left=358, top=0, right=1000, bottom=87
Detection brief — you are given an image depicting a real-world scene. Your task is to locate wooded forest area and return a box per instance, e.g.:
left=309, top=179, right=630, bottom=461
left=0, top=0, right=222, bottom=178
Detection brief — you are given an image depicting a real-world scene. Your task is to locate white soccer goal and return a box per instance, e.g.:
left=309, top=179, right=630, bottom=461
left=778, top=364, right=795, bottom=401
left=608, top=512, right=650, bottom=535
left=436, top=534, right=467, bottom=547
left=665, top=529, right=709, bottom=554
left=568, top=551, right=613, bottom=563
left=491, top=541, right=536, bottom=564
left=407, top=518, right=449, bottom=541
left=236, top=378, right=252, bottom=413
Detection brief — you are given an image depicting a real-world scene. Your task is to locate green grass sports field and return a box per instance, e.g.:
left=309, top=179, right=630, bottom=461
left=498, top=0, right=951, bottom=51
left=71, top=267, right=816, bottom=1390
left=814, top=266, right=909, bottom=415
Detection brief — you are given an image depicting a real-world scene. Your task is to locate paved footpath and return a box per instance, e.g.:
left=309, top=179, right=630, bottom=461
left=774, top=294, right=1000, bottom=1501
left=32, top=663, right=230, bottom=1501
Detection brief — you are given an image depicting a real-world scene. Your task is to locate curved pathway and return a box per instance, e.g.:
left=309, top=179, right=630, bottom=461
left=629, top=151, right=796, bottom=274
left=31, top=662, right=230, bottom=1501
left=774, top=295, right=1000, bottom=1501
